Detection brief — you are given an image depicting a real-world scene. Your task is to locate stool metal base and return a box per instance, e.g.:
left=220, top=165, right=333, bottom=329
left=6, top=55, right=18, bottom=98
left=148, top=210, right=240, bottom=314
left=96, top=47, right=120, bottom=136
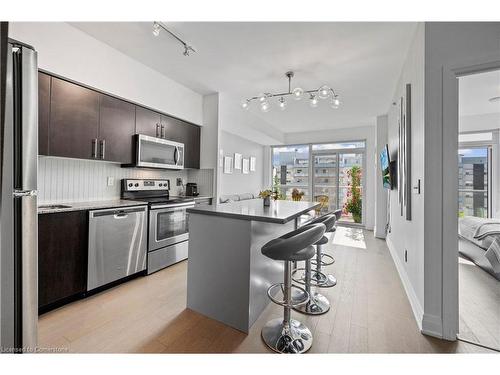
left=291, top=289, right=330, bottom=315
left=261, top=318, right=313, bottom=353
left=292, top=267, right=330, bottom=287
left=267, top=283, right=309, bottom=308
left=311, top=253, right=335, bottom=267
left=310, top=270, right=337, bottom=288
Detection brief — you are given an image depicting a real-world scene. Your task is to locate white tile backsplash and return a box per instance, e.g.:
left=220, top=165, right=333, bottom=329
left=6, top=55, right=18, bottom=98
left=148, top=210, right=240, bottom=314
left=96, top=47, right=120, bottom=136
left=38, top=156, right=189, bottom=204
left=186, top=168, right=214, bottom=197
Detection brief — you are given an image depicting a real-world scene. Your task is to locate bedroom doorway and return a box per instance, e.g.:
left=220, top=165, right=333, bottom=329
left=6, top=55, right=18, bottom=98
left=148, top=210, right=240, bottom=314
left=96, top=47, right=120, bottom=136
left=457, top=70, right=500, bottom=351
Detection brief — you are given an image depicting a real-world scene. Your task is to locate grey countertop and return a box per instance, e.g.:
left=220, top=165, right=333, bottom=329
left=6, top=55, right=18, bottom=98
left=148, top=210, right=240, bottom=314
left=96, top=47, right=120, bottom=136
left=38, top=199, right=148, bottom=214
left=187, top=199, right=320, bottom=224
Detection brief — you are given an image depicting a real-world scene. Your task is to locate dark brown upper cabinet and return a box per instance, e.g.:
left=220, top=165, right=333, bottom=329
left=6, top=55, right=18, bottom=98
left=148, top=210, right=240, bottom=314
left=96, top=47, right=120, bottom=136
left=39, top=73, right=201, bottom=168
left=49, top=77, right=99, bottom=159
left=38, top=72, right=50, bottom=155
left=161, top=115, right=200, bottom=169
left=135, top=106, right=161, bottom=138
left=98, top=94, right=136, bottom=163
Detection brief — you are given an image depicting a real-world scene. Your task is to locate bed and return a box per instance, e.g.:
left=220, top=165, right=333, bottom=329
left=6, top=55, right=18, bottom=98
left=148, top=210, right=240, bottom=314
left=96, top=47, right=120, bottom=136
left=458, top=216, right=500, bottom=281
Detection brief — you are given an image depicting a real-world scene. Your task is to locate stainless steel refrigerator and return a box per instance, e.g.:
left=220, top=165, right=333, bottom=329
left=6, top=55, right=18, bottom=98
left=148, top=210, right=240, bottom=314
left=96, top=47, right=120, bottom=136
left=0, top=35, right=38, bottom=352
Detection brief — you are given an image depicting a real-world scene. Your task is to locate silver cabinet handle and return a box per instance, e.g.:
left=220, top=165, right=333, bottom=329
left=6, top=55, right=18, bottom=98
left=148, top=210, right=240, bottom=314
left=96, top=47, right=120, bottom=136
left=160, top=124, right=165, bottom=138
left=100, top=139, right=106, bottom=160
left=92, top=138, right=98, bottom=158
left=113, top=213, right=128, bottom=219
left=156, top=123, right=160, bottom=137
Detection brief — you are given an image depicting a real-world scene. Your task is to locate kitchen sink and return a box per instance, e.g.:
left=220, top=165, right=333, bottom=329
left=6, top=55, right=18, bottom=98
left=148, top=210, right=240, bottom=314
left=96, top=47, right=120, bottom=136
left=38, top=204, right=72, bottom=210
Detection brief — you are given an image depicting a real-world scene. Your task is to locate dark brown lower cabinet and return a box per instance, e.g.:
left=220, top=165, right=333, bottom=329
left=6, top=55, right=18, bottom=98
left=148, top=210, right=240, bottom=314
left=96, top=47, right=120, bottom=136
left=38, top=211, right=88, bottom=311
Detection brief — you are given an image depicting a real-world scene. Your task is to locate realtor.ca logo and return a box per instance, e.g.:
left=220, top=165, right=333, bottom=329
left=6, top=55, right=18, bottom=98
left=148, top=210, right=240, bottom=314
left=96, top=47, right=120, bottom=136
left=1, top=346, right=69, bottom=353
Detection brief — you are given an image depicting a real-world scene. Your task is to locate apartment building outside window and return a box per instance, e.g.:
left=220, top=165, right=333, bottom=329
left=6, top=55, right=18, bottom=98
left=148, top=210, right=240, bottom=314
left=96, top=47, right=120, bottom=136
left=271, top=141, right=366, bottom=225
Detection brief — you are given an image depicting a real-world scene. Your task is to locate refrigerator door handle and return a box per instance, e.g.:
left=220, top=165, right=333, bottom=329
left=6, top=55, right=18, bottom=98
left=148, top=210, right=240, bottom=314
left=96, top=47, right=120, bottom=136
left=20, top=45, right=38, bottom=191
left=13, top=189, right=38, bottom=198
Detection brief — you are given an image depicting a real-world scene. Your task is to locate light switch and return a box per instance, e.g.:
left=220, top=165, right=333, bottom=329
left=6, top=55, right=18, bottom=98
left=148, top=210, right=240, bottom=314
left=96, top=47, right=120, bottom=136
left=107, top=176, right=114, bottom=186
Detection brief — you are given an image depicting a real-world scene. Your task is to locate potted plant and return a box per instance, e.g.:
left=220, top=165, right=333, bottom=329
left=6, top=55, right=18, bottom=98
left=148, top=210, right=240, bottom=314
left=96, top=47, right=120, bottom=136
left=344, top=166, right=362, bottom=223
left=259, top=190, right=272, bottom=206
left=291, top=188, right=305, bottom=201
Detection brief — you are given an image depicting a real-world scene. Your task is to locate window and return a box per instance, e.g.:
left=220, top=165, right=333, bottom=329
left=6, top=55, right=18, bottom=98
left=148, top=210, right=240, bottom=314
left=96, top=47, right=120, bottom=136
left=271, top=141, right=366, bottom=225
left=458, top=147, right=490, bottom=218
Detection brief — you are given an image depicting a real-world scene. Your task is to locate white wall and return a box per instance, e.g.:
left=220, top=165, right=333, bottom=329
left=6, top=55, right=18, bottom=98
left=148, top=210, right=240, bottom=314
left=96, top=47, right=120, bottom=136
left=374, top=115, right=388, bottom=239
left=423, top=22, right=500, bottom=339
left=8, top=22, right=203, bottom=125
left=385, top=23, right=425, bottom=329
left=218, top=131, right=265, bottom=196
left=285, top=125, right=376, bottom=230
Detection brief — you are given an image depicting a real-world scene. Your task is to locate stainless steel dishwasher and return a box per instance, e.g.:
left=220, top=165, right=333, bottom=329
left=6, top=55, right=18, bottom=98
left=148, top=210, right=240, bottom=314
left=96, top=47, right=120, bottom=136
left=88, top=205, right=148, bottom=291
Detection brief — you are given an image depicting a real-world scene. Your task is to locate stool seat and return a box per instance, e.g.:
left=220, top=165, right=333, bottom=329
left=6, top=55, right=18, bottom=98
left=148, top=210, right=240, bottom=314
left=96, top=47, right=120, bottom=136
left=315, top=235, right=329, bottom=245
left=308, top=214, right=336, bottom=232
left=289, top=245, right=316, bottom=261
left=261, top=223, right=326, bottom=261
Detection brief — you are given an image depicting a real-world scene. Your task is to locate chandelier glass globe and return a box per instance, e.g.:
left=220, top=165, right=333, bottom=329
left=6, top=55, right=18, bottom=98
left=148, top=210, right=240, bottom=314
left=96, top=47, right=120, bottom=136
left=261, top=101, right=271, bottom=112
left=318, top=85, right=331, bottom=100
left=292, top=87, right=304, bottom=100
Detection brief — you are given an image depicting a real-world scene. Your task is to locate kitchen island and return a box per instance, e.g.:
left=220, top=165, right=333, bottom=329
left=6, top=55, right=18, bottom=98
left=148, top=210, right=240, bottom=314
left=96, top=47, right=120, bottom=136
left=186, top=199, right=320, bottom=333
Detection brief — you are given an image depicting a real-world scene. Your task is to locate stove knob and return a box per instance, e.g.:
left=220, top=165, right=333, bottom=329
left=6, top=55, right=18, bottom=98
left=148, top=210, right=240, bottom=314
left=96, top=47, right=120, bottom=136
left=159, top=183, right=162, bottom=187
left=134, top=183, right=139, bottom=187
left=128, top=183, right=133, bottom=187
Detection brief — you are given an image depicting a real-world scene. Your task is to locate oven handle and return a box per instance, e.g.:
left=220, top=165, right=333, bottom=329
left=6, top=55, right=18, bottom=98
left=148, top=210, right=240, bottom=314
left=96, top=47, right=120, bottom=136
left=152, top=202, right=195, bottom=210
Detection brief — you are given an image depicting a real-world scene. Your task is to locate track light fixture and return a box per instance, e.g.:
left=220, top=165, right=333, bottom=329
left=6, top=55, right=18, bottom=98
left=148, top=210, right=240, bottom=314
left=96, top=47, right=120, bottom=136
left=152, top=21, right=196, bottom=57
left=241, top=71, right=340, bottom=112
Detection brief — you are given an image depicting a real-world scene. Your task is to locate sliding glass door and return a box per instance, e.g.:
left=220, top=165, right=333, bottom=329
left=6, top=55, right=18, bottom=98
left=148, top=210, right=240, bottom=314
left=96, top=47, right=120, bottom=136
left=311, top=148, right=364, bottom=224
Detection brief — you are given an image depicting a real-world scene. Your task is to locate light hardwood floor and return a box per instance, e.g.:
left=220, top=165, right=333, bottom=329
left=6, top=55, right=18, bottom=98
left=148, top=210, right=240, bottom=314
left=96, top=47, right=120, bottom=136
left=458, top=257, right=500, bottom=350
left=38, top=228, right=495, bottom=353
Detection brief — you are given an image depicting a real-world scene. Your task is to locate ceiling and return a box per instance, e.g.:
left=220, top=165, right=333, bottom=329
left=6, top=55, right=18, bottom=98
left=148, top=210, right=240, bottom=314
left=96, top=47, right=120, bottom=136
left=459, top=69, right=500, bottom=117
left=71, top=22, right=417, bottom=134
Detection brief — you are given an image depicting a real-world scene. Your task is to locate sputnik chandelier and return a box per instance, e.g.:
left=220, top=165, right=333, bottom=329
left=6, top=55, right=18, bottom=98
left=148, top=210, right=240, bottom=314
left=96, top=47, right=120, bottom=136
left=241, top=71, right=341, bottom=112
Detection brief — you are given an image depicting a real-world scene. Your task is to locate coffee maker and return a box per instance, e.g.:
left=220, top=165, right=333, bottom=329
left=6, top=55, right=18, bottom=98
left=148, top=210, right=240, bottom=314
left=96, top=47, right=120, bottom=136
left=185, top=183, right=199, bottom=196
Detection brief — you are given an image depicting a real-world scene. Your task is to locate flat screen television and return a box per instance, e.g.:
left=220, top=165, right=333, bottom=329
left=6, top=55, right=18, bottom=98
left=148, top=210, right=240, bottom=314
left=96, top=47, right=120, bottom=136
left=380, top=144, right=392, bottom=189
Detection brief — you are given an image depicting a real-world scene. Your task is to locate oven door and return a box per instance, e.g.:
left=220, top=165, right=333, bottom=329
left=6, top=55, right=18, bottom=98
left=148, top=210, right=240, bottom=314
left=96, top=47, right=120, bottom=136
left=149, top=203, right=194, bottom=251
left=136, top=134, right=184, bottom=170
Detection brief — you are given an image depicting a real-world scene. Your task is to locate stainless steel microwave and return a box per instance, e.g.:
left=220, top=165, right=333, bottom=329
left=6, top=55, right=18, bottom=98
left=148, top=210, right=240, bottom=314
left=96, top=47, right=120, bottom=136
left=135, top=134, right=184, bottom=170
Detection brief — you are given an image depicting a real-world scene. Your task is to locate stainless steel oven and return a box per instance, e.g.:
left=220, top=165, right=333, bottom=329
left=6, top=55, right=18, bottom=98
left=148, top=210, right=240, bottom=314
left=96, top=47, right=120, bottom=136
left=135, top=134, right=184, bottom=170
left=147, top=200, right=195, bottom=274
left=149, top=201, right=194, bottom=251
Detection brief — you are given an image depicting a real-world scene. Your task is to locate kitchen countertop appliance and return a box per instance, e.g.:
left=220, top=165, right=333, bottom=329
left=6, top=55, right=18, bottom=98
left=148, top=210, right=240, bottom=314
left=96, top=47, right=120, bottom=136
left=88, top=205, right=148, bottom=291
left=185, top=183, right=199, bottom=197
left=121, top=179, right=195, bottom=274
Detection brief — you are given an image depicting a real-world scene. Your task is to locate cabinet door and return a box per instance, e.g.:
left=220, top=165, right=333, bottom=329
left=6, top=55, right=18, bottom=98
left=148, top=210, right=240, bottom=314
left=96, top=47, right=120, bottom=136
left=38, top=211, right=88, bottom=309
left=99, top=94, right=136, bottom=163
left=49, top=77, right=99, bottom=159
left=161, top=115, right=200, bottom=168
left=135, top=106, right=161, bottom=138
left=38, top=72, right=50, bottom=155
left=185, top=123, right=201, bottom=169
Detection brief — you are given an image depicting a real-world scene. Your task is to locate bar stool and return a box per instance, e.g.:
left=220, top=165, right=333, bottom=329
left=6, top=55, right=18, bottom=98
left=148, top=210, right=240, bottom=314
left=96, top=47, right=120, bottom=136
left=290, top=225, right=332, bottom=315
left=261, top=223, right=326, bottom=354
left=295, top=214, right=338, bottom=288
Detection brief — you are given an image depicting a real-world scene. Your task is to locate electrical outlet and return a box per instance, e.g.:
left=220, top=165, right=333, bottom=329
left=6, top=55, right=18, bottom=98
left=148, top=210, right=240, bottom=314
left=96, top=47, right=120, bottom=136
left=176, top=178, right=183, bottom=186
left=404, top=249, right=408, bottom=263
left=107, top=176, right=114, bottom=187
